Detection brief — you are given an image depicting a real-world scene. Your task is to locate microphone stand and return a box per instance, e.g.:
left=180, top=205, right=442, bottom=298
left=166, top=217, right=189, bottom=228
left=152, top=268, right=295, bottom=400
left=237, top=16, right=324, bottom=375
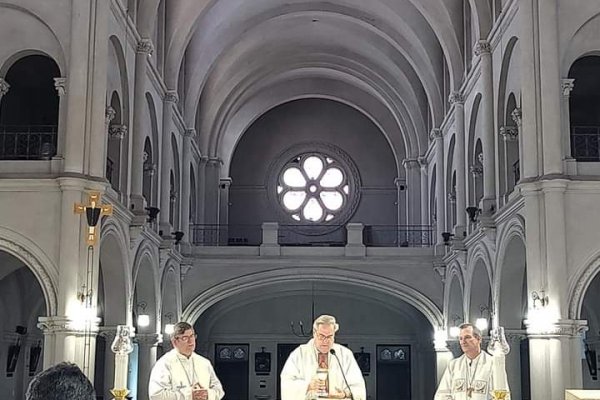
left=330, top=349, right=354, bottom=400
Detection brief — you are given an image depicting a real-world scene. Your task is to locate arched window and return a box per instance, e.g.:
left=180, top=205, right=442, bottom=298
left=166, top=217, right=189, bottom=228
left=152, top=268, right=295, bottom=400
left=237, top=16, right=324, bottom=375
left=569, top=56, right=600, bottom=161
left=0, top=55, right=60, bottom=160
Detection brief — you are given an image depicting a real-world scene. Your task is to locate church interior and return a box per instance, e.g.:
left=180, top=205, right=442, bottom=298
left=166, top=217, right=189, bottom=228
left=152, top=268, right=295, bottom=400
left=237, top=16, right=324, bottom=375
left=1, top=0, right=600, bottom=399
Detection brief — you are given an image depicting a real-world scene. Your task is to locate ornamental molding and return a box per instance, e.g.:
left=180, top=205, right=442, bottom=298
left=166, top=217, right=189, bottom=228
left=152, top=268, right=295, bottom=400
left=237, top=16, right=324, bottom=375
left=499, top=126, right=518, bottom=142
left=525, top=319, right=588, bottom=338
left=164, top=90, right=179, bottom=104
left=0, top=78, right=10, bottom=97
left=38, top=316, right=101, bottom=335
left=470, top=165, right=483, bottom=177
left=184, top=128, right=197, bottom=139
left=417, top=156, right=428, bottom=169
left=137, top=38, right=154, bottom=55
left=109, top=124, right=128, bottom=140
left=474, top=40, right=491, bottom=56
left=561, top=78, right=575, bottom=97
left=448, top=92, right=464, bottom=105
left=477, top=153, right=484, bottom=164
left=135, top=332, right=163, bottom=346
left=105, top=106, right=116, bottom=125
left=511, top=108, right=522, bottom=128
left=429, top=128, right=443, bottom=141
left=54, top=77, right=67, bottom=96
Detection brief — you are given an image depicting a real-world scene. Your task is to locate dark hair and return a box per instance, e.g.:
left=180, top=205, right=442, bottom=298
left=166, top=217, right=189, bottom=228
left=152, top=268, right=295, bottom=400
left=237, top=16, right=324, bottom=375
left=26, top=362, right=95, bottom=400
left=171, top=321, right=193, bottom=339
left=458, top=323, right=482, bottom=339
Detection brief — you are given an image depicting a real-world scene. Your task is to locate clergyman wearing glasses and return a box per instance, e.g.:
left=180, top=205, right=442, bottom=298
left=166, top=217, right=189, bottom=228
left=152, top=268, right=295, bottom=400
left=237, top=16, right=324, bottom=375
left=281, top=315, right=366, bottom=400
left=149, top=321, right=225, bottom=400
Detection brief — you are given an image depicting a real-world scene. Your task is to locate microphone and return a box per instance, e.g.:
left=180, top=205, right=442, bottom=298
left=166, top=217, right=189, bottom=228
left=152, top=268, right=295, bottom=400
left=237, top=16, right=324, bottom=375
left=330, top=349, right=354, bottom=400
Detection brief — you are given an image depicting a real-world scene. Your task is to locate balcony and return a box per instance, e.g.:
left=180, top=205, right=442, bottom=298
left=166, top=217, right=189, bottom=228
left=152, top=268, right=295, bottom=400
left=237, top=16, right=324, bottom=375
left=0, top=125, right=57, bottom=160
left=571, top=126, right=600, bottom=161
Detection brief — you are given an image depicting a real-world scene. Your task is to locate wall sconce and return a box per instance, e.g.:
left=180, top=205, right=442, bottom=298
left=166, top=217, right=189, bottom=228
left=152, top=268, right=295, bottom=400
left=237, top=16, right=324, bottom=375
left=5, top=326, right=26, bottom=377
left=164, top=312, right=174, bottom=335
left=585, top=343, right=598, bottom=380
left=466, top=206, right=481, bottom=223
left=145, top=207, right=160, bottom=223
left=475, top=305, right=490, bottom=332
left=172, top=231, right=184, bottom=245
left=441, top=232, right=454, bottom=246
left=28, top=340, right=42, bottom=376
left=136, top=301, right=150, bottom=328
left=531, top=290, right=549, bottom=309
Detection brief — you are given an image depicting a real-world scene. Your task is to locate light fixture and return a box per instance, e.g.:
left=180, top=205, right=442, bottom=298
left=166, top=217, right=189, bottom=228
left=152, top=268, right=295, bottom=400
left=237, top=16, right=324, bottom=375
left=136, top=301, right=150, bottom=328
left=172, top=231, right=184, bottom=245
left=291, top=283, right=316, bottom=337
left=531, top=290, right=549, bottom=309
left=441, top=232, right=454, bottom=246
left=466, top=206, right=481, bottom=223
left=164, top=312, right=174, bottom=335
left=584, top=343, right=598, bottom=381
left=145, top=206, right=160, bottom=223
left=475, top=305, right=490, bottom=332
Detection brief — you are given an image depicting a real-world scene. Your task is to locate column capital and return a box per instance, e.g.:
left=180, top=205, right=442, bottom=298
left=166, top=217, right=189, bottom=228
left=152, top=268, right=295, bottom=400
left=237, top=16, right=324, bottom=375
left=402, top=158, right=419, bottom=169
left=447, top=192, right=456, bottom=203
left=470, top=165, right=483, bottom=177
left=429, top=128, right=443, bottom=141
left=180, top=264, right=193, bottom=281
left=525, top=318, right=588, bottom=338
left=164, top=90, right=179, bottom=104
left=418, top=156, right=428, bottom=169
left=105, top=106, right=117, bottom=125
left=184, top=128, right=196, bottom=139
left=394, top=177, right=406, bottom=188
left=219, top=177, right=232, bottom=188
left=137, top=38, right=154, bottom=56
left=561, top=78, right=575, bottom=97
left=499, top=126, right=519, bottom=142
left=207, top=157, right=223, bottom=166
left=474, top=40, right=492, bottom=56
left=54, top=77, right=67, bottom=96
left=135, top=332, right=163, bottom=346
left=109, top=124, right=128, bottom=140
left=0, top=78, right=10, bottom=97
left=448, top=91, right=465, bottom=105
left=511, top=107, right=522, bottom=128
left=38, top=316, right=102, bottom=335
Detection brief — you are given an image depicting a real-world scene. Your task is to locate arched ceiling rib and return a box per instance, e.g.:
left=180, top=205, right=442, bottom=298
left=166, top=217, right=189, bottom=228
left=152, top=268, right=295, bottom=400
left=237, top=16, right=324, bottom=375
left=159, top=0, right=466, bottom=163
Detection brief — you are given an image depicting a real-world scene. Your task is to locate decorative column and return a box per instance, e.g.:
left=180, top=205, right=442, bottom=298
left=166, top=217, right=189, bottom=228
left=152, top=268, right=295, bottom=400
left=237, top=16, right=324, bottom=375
left=499, top=126, right=519, bottom=199
left=130, top=38, right=154, bottom=213
left=504, top=331, right=527, bottom=400
left=62, top=0, right=110, bottom=176
left=108, top=123, right=127, bottom=193
left=136, top=333, right=162, bottom=400
left=561, top=79, right=576, bottom=174
left=430, top=129, right=445, bottom=246
left=449, top=92, right=466, bottom=236
left=53, top=78, right=67, bottom=158
left=197, top=156, right=208, bottom=224
left=474, top=40, right=496, bottom=215
left=394, top=176, right=407, bottom=226
left=402, top=158, right=420, bottom=225
left=418, top=157, right=429, bottom=227
left=99, top=327, right=117, bottom=400
left=180, top=128, right=195, bottom=243
left=218, top=177, right=232, bottom=244
left=511, top=108, right=523, bottom=183
left=159, top=90, right=177, bottom=233
left=0, top=78, right=10, bottom=101
left=204, top=158, right=222, bottom=225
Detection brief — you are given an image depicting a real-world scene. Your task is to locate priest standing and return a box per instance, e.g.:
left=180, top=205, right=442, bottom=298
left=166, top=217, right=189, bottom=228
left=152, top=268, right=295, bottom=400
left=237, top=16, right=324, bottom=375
left=434, top=323, right=510, bottom=399
left=281, top=314, right=366, bottom=400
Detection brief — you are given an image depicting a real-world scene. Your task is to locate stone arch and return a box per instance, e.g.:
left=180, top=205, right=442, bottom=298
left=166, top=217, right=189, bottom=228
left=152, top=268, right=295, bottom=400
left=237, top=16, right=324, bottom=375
left=0, top=227, right=58, bottom=316
left=465, top=241, right=494, bottom=322
left=182, top=268, right=443, bottom=329
left=444, top=261, right=465, bottom=329
left=569, top=249, right=600, bottom=320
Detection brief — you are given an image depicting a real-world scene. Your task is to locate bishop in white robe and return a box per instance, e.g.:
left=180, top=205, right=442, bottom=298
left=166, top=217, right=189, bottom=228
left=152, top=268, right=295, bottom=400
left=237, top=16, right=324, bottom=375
left=281, top=315, right=366, bottom=400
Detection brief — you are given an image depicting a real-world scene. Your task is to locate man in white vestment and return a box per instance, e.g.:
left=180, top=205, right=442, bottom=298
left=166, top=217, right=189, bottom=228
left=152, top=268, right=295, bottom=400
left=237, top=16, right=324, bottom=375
left=434, top=323, right=510, bottom=400
left=281, top=314, right=366, bottom=400
left=149, top=322, right=225, bottom=400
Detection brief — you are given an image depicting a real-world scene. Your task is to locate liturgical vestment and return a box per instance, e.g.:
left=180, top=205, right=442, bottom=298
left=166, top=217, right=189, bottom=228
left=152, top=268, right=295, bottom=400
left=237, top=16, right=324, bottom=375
left=281, top=339, right=366, bottom=400
left=434, top=351, right=511, bottom=400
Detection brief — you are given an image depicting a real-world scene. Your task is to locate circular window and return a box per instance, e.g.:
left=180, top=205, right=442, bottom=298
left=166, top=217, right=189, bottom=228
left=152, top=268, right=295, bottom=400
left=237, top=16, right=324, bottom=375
left=268, top=142, right=360, bottom=228
left=277, top=154, right=349, bottom=222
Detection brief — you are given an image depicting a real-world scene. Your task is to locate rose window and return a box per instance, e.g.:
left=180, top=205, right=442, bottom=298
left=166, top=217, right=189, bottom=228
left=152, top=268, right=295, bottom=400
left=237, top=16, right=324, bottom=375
left=277, top=153, right=350, bottom=222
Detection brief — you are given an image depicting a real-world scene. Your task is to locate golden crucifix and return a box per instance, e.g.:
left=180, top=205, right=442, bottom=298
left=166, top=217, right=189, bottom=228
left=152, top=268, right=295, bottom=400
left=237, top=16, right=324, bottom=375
left=74, top=192, right=113, bottom=246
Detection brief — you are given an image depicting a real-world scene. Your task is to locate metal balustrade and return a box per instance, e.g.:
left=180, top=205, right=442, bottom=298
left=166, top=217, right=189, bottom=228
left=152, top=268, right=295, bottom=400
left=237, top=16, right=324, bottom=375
left=571, top=126, right=600, bottom=161
left=0, top=125, right=57, bottom=160
left=363, top=225, right=433, bottom=247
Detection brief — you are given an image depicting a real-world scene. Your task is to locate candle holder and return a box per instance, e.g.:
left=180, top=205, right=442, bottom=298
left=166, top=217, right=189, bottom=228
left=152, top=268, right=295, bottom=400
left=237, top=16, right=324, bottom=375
left=111, top=325, right=134, bottom=400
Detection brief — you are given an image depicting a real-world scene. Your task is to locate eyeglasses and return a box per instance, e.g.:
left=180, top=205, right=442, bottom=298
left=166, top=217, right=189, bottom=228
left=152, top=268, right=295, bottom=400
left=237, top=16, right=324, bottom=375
left=176, top=333, right=197, bottom=342
left=316, top=333, right=334, bottom=342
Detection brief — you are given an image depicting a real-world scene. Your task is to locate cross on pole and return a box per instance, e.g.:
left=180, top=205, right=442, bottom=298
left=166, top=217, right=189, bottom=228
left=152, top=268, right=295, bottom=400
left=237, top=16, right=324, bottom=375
left=74, top=191, right=113, bottom=246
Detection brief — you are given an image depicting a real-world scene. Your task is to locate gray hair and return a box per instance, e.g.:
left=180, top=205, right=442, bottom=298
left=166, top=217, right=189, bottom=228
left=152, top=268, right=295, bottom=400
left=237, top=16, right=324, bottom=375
left=26, top=362, right=95, bottom=400
left=459, top=323, right=482, bottom=339
left=171, top=321, right=193, bottom=339
left=313, top=314, right=340, bottom=333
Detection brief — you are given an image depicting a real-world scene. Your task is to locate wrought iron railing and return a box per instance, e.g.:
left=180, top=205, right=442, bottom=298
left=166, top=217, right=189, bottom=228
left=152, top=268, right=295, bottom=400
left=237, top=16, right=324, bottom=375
left=190, top=224, right=262, bottom=246
left=278, top=224, right=347, bottom=246
left=0, top=125, right=57, bottom=160
left=363, top=225, right=433, bottom=247
left=571, top=126, right=600, bottom=161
